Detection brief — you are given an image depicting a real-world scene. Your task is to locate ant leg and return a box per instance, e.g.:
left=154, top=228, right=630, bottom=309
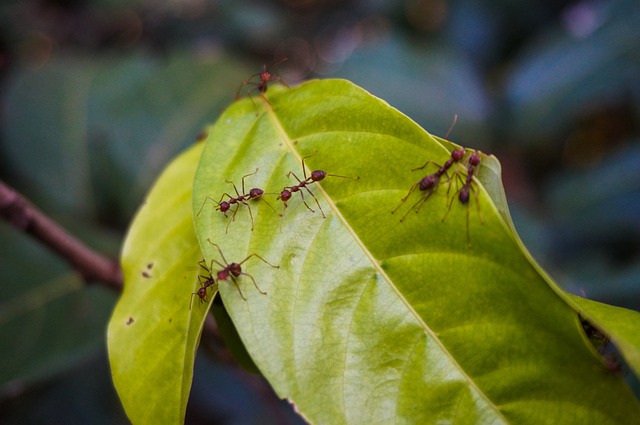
left=286, top=171, right=316, bottom=213
left=411, top=187, right=438, bottom=214
left=228, top=276, right=247, bottom=300
left=270, top=75, right=289, bottom=89
left=197, top=258, right=209, bottom=273
left=225, top=204, right=242, bottom=234
left=411, top=160, right=438, bottom=172
left=238, top=168, right=259, bottom=195
left=248, top=90, right=260, bottom=114
left=443, top=169, right=463, bottom=202
left=287, top=170, right=304, bottom=184
left=296, top=187, right=319, bottom=214
left=239, top=272, right=266, bottom=295
left=299, top=151, right=318, bottom=180
left=257, top=92, right=274, bottom=108
left=398, top=187, right=436, bottom=222
left=244, top=201, right=255, bottom=231
left=471, top=183, right=484, bottom=224
left=236, top=74, right=261, bottom=99
left=391, top=182, right=420, bottom=214
left=465, top=182, right=484, bottom=248
left=259, top=197, right=280, bottom=216
left=224, top=180, right=243, bottom=199
left=238, top=253, right=280, bottom=269
left=441, top=173, right=464, bottom=223
left=237, top=253, right=278, bottom=295
left=302, top=185, right=325, bottom=218
left=206, top=239, right=230, bottom=269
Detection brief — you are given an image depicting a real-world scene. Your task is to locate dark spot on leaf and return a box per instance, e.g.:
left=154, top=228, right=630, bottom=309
left=196, top=131, right=208, bottom=142
left=142, top=262, right=154, bottom=278
left=126, top=317, right=135, bottom=325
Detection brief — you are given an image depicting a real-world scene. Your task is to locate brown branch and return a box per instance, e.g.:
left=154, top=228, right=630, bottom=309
left=0, top=180, right=123, bottom=291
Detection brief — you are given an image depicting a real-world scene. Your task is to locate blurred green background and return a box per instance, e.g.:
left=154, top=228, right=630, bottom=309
left=0, top=0, right=638, bottom=423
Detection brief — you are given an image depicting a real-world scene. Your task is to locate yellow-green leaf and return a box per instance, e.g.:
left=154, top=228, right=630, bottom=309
left=191, top=80, right=640, bottom=424
left=108, top=143, right=209, bottom=425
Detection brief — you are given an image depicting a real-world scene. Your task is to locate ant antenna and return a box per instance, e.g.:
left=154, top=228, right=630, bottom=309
left=236, top=58, right=289, bottom=113
left=444, top=114, right=458, bottom=139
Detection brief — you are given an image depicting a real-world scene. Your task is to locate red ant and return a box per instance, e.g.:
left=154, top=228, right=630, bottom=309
left=190, top=259, right=217, bottom=309
left=391, top=148, right=466, bottom=221
left=236, top=58, right=289, bottom=110
left=276, top=153, right=359, bottom=218
left=205, top=239, right=279, bottom=300
left=196, top=169, right=275, bottom=232
left=442, top=151, right=484, bottom=246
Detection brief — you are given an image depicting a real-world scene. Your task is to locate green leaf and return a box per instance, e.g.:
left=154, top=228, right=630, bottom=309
left=107, top=143, right=208, bottom=425
left=191, top=79, right=640, bottom=424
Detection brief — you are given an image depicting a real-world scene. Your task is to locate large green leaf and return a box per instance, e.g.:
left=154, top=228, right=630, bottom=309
left=110, top=79, right=640, bottom=424
left=190, top=80, right=640, bottom=424
left=107, top=143, right=208, bottom=424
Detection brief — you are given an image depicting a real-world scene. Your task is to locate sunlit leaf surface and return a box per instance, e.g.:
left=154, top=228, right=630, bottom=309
left=190, top=80, right=640, bottom=424
left=110, top=79, right=640, bottom=425
left=108, top=144, right=207, bottom=425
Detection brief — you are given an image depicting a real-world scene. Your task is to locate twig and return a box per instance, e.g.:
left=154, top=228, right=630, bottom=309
left=0, top=180, right=123, bottom=291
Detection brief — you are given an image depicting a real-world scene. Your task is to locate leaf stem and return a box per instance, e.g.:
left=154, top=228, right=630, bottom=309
left=0, top=180, right=123, bottom=291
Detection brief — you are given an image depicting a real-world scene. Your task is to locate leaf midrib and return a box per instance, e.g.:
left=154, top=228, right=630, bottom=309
left=263, top=96, right=507, bottom=422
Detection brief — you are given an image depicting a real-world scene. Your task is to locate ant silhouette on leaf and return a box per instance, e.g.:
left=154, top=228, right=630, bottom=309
left=190, top=240, right=279, bottom=308
left=189, top=259, right=217, bottom=309
left=196, top=169, right=277, bottom=233
left=236, top=58, right=289, bottom=112
left=393, top=147, right=484, bottom=247
left=275, top=152, right=359, bottom=219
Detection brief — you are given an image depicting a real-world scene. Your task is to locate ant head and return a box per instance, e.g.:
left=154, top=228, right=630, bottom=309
left=197, top=287, right=208, bottom=300
left=310, top=170, right=326, bottom=182
left=279, top=189, right=292, bottom=202
left=228, top=263, right=242, bottom=277
left=419, top=175, right=437, bottom=191
left=217, top=201, right=230, bottom=213
left=468, top=151, right=481, bottom=166
left=451, top=148, right=466, bottom=161
left=249, top=188, right=264, bottom=199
